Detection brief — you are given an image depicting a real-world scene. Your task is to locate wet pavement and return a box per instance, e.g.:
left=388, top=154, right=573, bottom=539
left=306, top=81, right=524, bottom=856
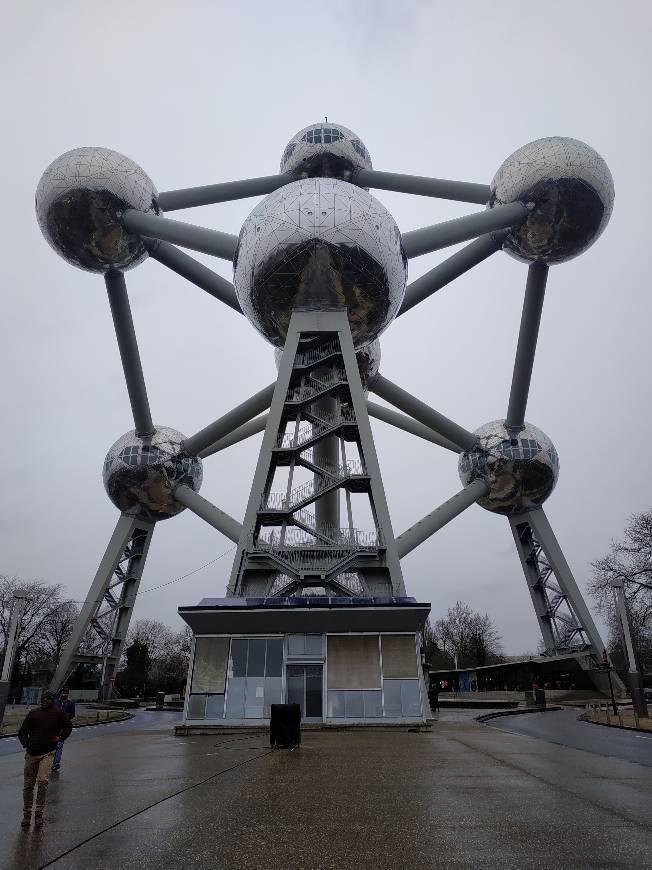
left=1, top=709, right=651, bottom=869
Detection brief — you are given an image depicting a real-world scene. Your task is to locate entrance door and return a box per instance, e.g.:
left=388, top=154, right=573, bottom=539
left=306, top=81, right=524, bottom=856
left=286, top=664, right=323, bottom=721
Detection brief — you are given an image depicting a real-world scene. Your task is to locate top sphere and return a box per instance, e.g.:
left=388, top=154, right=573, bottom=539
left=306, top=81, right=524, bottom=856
left=280, top=122, right=372, bottom=181
left=489, top=137, right=614, bottom=264
left=36, top=147, right=160, bottom=273
left=233, top=178, right=406, bottom=349
left=458, top=420, right=559, bottom=516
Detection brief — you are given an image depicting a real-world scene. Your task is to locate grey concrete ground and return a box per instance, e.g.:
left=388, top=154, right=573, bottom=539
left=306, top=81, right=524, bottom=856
left=0, top=709, right=650, bottom=869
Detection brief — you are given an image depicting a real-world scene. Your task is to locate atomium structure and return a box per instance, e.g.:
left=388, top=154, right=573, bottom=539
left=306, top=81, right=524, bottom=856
left=39, top=124, right=615, bottom=714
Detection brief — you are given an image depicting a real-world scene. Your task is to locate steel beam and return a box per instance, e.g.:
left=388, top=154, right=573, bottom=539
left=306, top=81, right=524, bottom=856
left=122, top=211, right=238, bottom=261
left=398, top=232, right=506, bottom=316
left=401, top=202, right=527, bottom=259
left=0, top=593, right=27, bottom=683
left=158, top=172, right=295, bottom=211
left=505, top=262, right=548, bottom=430
left=199, top=414, right=268, bottom=458
left=367, top=400, right=460, bottom=453
left=354, top=168, right=490, bottom=205
left=174, top=485, right=243, bottom=543
left=149, top=241, right=241, bottom=312
left=105, top=270, right=154, bottom=436
left=371, top=374, right=476, bottom=452
left=396, top=480, right=489, bottom=558
left=183, top=383, right=275, bottom=457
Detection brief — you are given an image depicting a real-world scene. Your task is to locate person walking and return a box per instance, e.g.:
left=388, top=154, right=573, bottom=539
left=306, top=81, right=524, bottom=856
left=52, top=687, right=75, bottom=771
left=18, top=690, right=72, bottom=828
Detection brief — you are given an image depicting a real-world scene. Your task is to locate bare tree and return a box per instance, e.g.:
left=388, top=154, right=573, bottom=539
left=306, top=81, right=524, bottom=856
left=433, top=601, right=503, bottom=669
left=0, top=575, right=69, bottom=665
left=589, top=509, right=652, bottom=668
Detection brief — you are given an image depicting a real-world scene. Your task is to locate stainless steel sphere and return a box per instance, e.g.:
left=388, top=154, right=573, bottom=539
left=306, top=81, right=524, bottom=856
left=489, top=137, right=614, bottom=264
left=280, top=122, right=372, bottom=181
left=274, top=340, right=381, bottom=390
left=103, top=427, right=202, bottom=521
left=458, top=420, right=559, bottom=516
left=234, top=178, right=406, bottom=349
left=36, top=147, right=160, bottom=273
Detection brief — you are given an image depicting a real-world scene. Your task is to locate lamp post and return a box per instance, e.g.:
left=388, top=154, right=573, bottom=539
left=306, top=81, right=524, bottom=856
left=610, top=579, right=648, bottom=718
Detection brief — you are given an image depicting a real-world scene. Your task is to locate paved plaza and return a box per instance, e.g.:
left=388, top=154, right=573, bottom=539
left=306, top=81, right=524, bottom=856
left=0, top=710, right=650, bottom=869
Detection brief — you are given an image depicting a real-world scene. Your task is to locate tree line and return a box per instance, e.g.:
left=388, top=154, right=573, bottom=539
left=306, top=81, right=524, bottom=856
left=3, top=507, right=652, bottom=695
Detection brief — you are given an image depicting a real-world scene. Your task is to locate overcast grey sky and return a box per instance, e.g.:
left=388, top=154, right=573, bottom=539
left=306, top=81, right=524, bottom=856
left=2, top=1, right=650, bottom=652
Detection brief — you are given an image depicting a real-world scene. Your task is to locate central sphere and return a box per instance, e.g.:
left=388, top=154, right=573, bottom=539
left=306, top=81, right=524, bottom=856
left=35, top=147, right=160, bottom=273
left=280, top=122, right=372, bottom=181
left=274, top=339, right=381, bottom=390
left=489, top=137, right=614, bottom=264
left=103, top=427, right=202, bottom=522
left=233, top=179, right=406, bottom=349
left=458, top=420, right=559, bottom=516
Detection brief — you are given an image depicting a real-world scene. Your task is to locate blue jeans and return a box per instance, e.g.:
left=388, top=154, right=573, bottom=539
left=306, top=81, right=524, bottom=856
left=53, top=741, right=64, bottom=766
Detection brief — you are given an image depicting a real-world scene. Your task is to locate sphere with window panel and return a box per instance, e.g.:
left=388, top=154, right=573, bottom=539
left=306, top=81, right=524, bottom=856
left=280, top=122, right=372, bottom=181
left=458, top=420, right=559, bottom=515
left=102, top=427, right=203, bottom=521
left=35, top=147, right=160, bottom=273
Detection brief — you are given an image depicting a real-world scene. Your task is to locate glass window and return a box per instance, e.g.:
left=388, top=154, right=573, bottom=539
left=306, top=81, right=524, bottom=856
left=363, top=690, right=383, bottom=718
left=187, top=694, right=206, bottom=719
left=266, top=639, right=283, bottom=676
left=344, top=691, right=364, bottom=718
left=381, top=635, right=417, bottom=679
left=191, top=637, right=229, bottom=694
left=288, top=634, right=305, bottom=657
left=247, top=638, right=266, bottom=677
left=305, top=634, right=324, bottom=656
left=286, top=665, right=304, bottom=709
left=327, top=635, right=380, bottom=689
left=263, top=677, right=282, bottom=716
left=327, top=690, right=345, bottom=718
left=225, top=677, right=245, bottom=719
left=205, top=695, right=224, bottom=718
left=401, top=680, right=422, bottom=717
left=383, top=679, right=402, bottom=717
left=245, top=677, right=265, bottom=718
left=230, top=638, right=248, bottom=677
left=305, top=666, right=323, bottom=718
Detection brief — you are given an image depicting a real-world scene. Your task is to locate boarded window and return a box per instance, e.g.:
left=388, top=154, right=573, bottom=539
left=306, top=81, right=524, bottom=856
left=191, top=637, right=230, bottom=693
left=327, top=635, right=380, bottom=689
left=381, top=635, right=418, bottom=678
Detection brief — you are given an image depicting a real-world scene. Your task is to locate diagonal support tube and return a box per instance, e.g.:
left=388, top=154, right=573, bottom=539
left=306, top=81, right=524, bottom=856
left=353, top=168, right=490, bottom=205
left=401, top=202, right=527, bottom=259
left=396, top=480, right=489, bottom=558
left=149, top=241, right=241, bottom=312
left=183, top=384, right=275, bottom=457
left=158, top=172, right=295, bottom=212
left=199, top=414, right=268, bottom=458
left=174, top=485, right=242, bottom=543
left=371, top=374, right=476, bottom=452
left=505, top=262, right=548, bottom=431
left=398, top=232, right=507, bottom=316
left=105, top=270, right=154, bottom=436
left=122, top=211, right=238, bottom=262
left=367, top=400, right=461, bottom=453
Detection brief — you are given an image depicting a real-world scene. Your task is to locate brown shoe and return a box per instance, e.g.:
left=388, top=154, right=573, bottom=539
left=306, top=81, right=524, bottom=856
left=21, top=813, right=31, bottom=829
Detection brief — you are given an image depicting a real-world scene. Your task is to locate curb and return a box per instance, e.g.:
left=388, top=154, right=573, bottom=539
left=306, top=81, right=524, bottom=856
left=578, top=712, right=652, bottom=735
left=476, top=706, right=563, bottom=724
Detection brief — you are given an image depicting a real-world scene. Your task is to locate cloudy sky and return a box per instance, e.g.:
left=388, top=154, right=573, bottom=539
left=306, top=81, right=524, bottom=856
left=2, top=2, right=650, bottom=653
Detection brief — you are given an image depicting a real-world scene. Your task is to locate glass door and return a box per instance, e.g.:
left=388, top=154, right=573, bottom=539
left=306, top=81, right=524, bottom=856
left=286, top=664, right=323, bottom=721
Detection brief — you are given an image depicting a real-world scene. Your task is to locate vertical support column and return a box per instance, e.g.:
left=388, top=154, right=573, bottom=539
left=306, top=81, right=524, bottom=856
left=510, top=516, right=557, bottom=654
left=313, top=393, right=340, bottom=531
left=611, top=580, right=649, bottom=717
left=0, top=593, right=27, bottom=722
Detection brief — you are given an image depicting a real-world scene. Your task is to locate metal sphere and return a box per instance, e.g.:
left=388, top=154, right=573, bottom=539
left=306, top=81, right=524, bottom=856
left=234, top=178, right=406, bottom=349
left=458, top=420, right=559, bottom=516
left=36, top=147, right=160, bottom=273
left=489, top=137, right=614, bottom=264
left=103, top=427, right=202, bottom=522
left=280, top=122, right=372, bottom=181
left=274, top=340, right=381, bottom=390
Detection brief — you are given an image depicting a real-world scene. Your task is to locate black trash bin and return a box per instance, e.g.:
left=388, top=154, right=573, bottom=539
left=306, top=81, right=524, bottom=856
left=270, top=703, right=301, bottom=748
left=155, top=691, right=165, bottom=710
left=534, top=688, right=546, bottom=709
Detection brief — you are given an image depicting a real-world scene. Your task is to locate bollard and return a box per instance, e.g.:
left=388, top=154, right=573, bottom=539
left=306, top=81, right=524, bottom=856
left=618, top=712, right=623, bottom=728
left=633, top=708, right=640, bottom=729
left=96, top=711, right=100, bottom=721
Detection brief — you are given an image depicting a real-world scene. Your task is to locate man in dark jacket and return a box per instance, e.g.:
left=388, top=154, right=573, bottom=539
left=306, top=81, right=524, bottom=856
left=18, top=690, right=72, bottom=828
left=52, top=687, right=75, bottom=770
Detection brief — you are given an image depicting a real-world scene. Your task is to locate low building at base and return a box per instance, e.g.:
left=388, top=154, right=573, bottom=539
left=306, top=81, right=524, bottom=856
left=179, top=596, right=431, bottom=727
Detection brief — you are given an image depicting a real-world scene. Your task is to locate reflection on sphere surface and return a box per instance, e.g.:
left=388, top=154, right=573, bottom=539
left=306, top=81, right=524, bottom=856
left=458, top=420, right=559, bottom=515
left=234, top=179, right=406, bottom=349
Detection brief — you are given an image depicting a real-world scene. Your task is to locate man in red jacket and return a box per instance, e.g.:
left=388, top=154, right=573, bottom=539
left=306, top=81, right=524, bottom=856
left=18, top=690, right=72, bottom=828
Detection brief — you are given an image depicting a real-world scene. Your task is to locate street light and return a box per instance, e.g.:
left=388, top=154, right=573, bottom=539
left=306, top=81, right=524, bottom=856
left=610, top=578, right=649, bottom=718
